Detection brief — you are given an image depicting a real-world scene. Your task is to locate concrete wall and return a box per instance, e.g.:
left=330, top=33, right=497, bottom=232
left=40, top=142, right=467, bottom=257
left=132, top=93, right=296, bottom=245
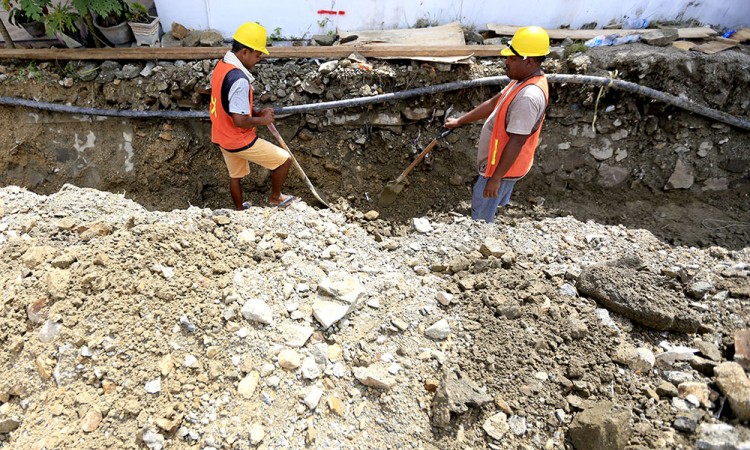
left=153, top=0, right=748, bottom=40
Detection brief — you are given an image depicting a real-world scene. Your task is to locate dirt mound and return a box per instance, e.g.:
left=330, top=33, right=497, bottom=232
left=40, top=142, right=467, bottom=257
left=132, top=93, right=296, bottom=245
left=0, top=40, right=749, bottom=449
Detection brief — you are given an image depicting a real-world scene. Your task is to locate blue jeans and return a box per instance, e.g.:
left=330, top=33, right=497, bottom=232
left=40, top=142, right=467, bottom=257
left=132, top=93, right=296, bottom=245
left=471, top=176, right=517, bottom=223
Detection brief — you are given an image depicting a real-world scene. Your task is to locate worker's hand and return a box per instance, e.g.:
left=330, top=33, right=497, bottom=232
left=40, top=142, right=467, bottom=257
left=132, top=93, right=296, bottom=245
left=257, top=108, right=275, bottom=125
left=483, top=177, right=502, bottom=198
left=444, top=117, right=462, bottom=129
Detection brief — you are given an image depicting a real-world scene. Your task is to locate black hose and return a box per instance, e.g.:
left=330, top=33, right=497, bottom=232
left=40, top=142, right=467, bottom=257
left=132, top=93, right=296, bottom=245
left=0, top=74, right=748, bottom=130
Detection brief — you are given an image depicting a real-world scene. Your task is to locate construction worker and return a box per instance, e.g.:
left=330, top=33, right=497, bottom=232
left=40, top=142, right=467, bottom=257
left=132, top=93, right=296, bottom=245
left=445, top=26, right=550, bottom=223
left=210, top=22, right=298, bottom=210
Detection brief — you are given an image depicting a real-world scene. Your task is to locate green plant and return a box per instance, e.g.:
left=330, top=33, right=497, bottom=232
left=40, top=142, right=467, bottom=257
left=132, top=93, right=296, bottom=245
left=126, top=2, right=150, bottom=24
left=563, top=42, right=588, bottom=58
left=43, top=2, right=80, bottom=37
left=269, top=26, right=282, bottom=41
left=3, top=0, right=51, bottom=25
left=77, top=0, right=128, bottom=27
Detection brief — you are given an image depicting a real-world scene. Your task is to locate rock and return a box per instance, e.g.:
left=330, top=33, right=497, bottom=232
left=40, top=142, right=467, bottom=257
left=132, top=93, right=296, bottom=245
left=280, top=323, right=314, bottom=348
left=483, top=412, right=509, bottom=440
left=673, top=415, right=697, bottom=433
left=613, top=343, right=655, bottom=372
left=665, top=159, right=695, bottom=190
left=354, top=364, right=397, bottom=390
left=304, top=386, right=324, bottom=409
left=577, top=262, right=703, bottom=333
left=694, top=339, right=723, bottom=362
left=479, top=238, right=508, bottom=257
left=569, top=401, right=632, bottom=450
left=238, top=371, right=259, bottom=399
left=278, top=349, right=301, bottom=370
left=412, top=217, right=433, bottom=233
left=145, top=377, right=161, bottom=394
left=642, top=28, right=678, bottom=46
left=508, top=415, right=527, bottom=436
left=403, top=107, right=431, bottom=121
left=713, top=362, right=750, bottom=420
left=139, top=426, right=164, bottom=450
left=425, top=319, right=451, bottom=340
left=678, top=382, right=711, bottom=408
left=199, top=30, right=224, bottom=46
left=431, top=369, right=492, bottom=427
left=81, top=408, right=102, bottom=433
left=327, top=396, right=345, bottom=416
left=0, top=418, right=20, bottom=433
left=597, top=164, right=630, bottom=188
left=249, top=423, right=265, bottom=445
left=319, top=60, right=339, bottom=74
left=312, top=34, right=336, bottom=46
left=364, top=210, right=379, bottom=220
left=159, top=354, right=174, bottom=376
left=301, top=356, right=321, bottom=380
left=735, top=329, right=750, bottom=371
left=436, top=292, right=454, bottom=306
left=695, top=423, right=750, bottom=450
left=312, top=300, right=350, bottom=328
left=241, top=298, right=274, bottom=325
left=568, top=318, right=589, bottom=339
left=171, top=23, right=189, bottom=40
left=687, top=281, right=713, bottom=299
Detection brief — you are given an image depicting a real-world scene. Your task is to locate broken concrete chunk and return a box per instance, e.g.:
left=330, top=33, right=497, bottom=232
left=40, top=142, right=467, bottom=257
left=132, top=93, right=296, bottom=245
left=430, top=368, right=492, bottom=427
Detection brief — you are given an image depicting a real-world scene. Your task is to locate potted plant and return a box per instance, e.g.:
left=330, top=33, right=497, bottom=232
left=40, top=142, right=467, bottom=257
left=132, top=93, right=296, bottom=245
left=42, top=2, right=86, bottom=47
left=2, top=0, right=51, bottom=37
left=76, top=0, right=132, bottom=46
left=127, top=2, right=159, bottom=47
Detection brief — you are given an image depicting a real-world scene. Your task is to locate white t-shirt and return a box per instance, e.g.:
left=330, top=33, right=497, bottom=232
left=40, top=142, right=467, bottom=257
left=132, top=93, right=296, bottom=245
left=476, top=83, right=546, bottom=176
left=228, top=77, right=251, bottom=115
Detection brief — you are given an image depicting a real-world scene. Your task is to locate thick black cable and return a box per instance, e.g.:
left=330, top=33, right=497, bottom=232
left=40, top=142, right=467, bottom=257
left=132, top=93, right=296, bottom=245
left=0, top=74, right=747, bottom=130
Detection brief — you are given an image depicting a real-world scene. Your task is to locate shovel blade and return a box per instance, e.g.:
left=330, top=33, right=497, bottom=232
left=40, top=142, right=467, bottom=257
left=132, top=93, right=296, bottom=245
left=308, top=181, right=331, bottom=208
left=377, top=179, right=406, bottom=207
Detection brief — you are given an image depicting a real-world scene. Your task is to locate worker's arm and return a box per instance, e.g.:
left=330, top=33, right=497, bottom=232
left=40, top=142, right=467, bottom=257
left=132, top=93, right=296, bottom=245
left=231, top=107, right=274, bottom=129
left=483, top=132, right=530, bottom=198
left=444, top=91, right=504, bottom=128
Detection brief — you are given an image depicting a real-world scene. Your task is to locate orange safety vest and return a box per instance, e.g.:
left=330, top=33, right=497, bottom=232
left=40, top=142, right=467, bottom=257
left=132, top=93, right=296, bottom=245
left=484, top=75, right=549, bottom=179
left=210, top=60, right=257, bottom=151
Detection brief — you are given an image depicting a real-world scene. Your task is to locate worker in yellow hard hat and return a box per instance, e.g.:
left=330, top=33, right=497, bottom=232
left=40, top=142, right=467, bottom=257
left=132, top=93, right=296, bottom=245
left=445, top=26, right=550, bottom=223
left=209, top=22, right=298, bottom=210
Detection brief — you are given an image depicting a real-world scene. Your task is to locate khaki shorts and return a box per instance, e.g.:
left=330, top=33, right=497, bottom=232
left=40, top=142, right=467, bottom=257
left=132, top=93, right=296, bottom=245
left=220, top=138, right=289, bottom=178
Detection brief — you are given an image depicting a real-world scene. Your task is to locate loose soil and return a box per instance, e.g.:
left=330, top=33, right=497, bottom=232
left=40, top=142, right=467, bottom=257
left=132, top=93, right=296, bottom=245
left=0, top=39, right=748, bottom=450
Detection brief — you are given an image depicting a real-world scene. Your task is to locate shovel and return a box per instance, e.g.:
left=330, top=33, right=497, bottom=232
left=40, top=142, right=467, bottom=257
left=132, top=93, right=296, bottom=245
left=267, top=123, right=331, bottom=208
left=377, top=127, right=453, bottom=207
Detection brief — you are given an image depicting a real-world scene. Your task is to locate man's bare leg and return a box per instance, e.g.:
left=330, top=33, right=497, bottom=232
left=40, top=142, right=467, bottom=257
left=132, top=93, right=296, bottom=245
left=229, top=177, right=244, bottom=210
left=269, top=158, right=292, bottom=205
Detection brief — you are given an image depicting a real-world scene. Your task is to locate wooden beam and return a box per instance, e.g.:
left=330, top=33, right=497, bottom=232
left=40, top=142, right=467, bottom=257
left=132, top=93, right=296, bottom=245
left=487, top=24, right=718, bottom=40
left=0, top=45, right=506, bottom=61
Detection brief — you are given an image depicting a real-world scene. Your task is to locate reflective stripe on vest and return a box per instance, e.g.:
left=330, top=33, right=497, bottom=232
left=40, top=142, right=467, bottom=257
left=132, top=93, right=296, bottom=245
left=210, top=60, right=257, bottom=151
left=484, top=75, right=549, bottom=179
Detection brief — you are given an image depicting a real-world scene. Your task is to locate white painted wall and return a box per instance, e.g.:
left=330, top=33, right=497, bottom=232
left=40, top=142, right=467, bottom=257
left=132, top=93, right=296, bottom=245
left=154, top=0, right=749, bottom=41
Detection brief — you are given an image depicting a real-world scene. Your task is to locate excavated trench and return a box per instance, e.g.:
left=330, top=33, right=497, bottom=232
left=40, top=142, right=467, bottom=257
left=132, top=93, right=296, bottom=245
left=0, top=44, right=748, bottom=249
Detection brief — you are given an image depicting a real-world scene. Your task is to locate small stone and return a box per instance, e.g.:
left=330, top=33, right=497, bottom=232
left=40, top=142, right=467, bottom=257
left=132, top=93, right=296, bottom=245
left=145, top=378, right=161, bottom=394
left=278, top=349, right=301, bottom=370
left=483, top=412, right=509, bottom=440
left=81, top=408, right=102, bottom=433
left=238, top=371, right=260, bottom=399
left=241, top=298, right=274, bottom=325
left=364, top=210, right=379, bottom=220
left=673, top=416, right=697, bottom=433
left=436, top=292, right=454, bottom=306
left=304, top=386, right=324, bottom=410
left=713, top=362, right=750, bottom=420
left=424, top=379, right=440, bottom=392
left=249, top=423, right=265, bottom=445
left=327, top=396, right=345, bottom=416
left=425, top=319, right=450, bottom=340
left=301, top=356, right=321, bottom=380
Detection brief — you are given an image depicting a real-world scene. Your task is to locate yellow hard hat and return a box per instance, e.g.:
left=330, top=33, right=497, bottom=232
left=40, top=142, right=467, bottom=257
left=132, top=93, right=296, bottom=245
left=233, top=22, right=269, bottom=55
left=500, top=26, right=550, bottom=57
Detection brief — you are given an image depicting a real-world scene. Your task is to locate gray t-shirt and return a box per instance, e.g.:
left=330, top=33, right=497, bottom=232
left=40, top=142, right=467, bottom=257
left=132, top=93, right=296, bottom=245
left=476, top=83, right=546, bottom=176
left=228, top=77, right=251, bottom=115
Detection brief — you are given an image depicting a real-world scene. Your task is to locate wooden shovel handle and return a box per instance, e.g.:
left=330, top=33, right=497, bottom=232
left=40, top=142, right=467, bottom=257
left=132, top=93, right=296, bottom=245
left=394, top=138, right=440, bottom=182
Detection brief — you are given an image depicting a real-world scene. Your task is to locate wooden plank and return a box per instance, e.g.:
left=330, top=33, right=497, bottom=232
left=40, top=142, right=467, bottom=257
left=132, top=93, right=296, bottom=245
left=487, top=24, right=717, bottom=40
left=692, top=38, right=738, bottom=54
left=0, top=44, right=506, bottom=61
left=672, top=41, right=697, bottom=51
left=728, top=28, right=750, bottom=43
left=339, top=22, right=465, bottom=46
